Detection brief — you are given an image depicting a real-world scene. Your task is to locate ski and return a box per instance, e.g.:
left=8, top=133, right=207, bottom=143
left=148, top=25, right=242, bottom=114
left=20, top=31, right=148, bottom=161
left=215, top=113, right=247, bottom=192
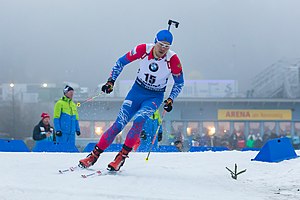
left=81, top=170, right=102, bottom=178
left=59, top=166, right=121, bottom=177
left=58, top=166, right=80, bottom=174
left=81, top=169, right=120, bottom=178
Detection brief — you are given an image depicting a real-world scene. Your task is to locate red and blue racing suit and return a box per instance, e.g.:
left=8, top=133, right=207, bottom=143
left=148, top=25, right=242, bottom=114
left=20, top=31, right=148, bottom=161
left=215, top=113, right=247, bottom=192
left=97, top=43, right=184, bottom=150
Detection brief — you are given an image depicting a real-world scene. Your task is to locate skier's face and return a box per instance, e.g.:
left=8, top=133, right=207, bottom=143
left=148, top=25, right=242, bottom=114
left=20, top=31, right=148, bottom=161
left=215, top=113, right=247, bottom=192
left=154, top=41, right=170, bottom=58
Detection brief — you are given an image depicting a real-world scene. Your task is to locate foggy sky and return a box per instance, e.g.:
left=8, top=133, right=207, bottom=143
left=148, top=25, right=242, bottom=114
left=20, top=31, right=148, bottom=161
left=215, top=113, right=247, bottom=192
left=1, top=0, right=300, bottom=92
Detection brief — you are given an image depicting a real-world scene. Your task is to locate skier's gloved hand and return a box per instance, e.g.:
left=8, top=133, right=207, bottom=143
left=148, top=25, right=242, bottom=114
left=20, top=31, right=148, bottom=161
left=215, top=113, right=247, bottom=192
left=158, top=132, right=163, bottom=142
left=163, top=98, right=173, bottom=112
left=101, top=77, right=115, bottom=94
left=140, top=130, right=147, bottom=140
left=56, top=131, right=62, bottom=137
left=76, top=131, right=81, bottom=136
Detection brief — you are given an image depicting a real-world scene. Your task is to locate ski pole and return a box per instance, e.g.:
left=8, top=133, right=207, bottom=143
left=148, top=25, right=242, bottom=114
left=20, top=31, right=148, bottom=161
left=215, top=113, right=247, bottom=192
left=145, top=110, right=166, bottom=161
left=76, top=92, right=104, bottom=107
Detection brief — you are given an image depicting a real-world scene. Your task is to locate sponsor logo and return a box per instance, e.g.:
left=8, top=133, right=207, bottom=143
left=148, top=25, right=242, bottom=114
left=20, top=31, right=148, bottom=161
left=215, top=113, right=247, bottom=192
left=149, top=63, right=159, bottom=72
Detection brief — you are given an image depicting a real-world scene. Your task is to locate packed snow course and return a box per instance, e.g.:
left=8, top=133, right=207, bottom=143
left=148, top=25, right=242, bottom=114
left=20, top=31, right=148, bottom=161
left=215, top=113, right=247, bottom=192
left=1, top=151, right=300, bottom=200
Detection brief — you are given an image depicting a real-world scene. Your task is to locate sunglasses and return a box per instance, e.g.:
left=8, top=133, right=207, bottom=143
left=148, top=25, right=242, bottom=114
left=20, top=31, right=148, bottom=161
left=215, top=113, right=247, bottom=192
left=156, top=40, right=171, bottom=48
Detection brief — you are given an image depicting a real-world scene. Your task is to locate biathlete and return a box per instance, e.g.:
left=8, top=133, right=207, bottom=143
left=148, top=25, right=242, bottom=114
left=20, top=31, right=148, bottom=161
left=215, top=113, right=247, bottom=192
left=79, top=27, right=184, bottom=171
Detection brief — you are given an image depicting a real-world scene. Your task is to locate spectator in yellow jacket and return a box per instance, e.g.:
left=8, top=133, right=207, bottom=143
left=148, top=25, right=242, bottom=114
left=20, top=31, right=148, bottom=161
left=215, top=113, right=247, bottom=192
left=53, top=85, right=80, bottom=145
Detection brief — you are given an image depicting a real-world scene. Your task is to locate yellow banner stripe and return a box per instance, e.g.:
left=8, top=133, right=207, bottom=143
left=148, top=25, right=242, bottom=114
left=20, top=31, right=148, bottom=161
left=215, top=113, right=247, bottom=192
left=218, top=109, right=292, bottom=120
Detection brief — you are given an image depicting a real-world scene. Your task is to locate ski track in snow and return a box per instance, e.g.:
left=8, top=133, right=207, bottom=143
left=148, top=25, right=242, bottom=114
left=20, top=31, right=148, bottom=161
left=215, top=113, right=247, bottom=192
left=0, top=151, right=300, bottom=200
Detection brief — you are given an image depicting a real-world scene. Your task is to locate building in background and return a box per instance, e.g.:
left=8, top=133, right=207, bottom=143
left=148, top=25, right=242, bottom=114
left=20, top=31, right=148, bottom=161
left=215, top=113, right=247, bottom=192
left=1, top=56, right=300, bottom=151
left=76, top=87, right=300, bottom=150
left=251, top=58, right=300, bottom=98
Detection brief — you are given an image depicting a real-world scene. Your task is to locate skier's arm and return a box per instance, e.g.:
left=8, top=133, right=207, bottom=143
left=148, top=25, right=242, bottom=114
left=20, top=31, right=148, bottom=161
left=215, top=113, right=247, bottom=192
left=110, top=44, right=147, bottom=81
left=168, top=55, right=184, bottom=100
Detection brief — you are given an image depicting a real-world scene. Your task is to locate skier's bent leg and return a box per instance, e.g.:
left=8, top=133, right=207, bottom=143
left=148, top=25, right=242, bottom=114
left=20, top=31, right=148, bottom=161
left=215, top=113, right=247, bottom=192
left=107, top=118, right=146, bottom=171
left=79, top=122, right=122, bottom=168
left=124, top=119, right=145, bottom=148
left=97, top=122, right=123, bottom=150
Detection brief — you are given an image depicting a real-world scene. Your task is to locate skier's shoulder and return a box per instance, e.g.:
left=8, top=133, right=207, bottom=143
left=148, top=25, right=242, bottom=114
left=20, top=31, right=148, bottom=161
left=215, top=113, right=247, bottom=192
left=144, top=43, right=154, bottom=53
left=128, top=43, right=148, bottom=59
left=166, top=49, right=177, bottom=61
left=167, top=49, right=182, bottom=74
left=134, top=43, right=153, bottom=55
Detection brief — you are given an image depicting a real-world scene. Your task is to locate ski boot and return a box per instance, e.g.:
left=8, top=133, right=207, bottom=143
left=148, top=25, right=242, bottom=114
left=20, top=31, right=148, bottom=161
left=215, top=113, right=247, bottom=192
left=107, top=145, right=132, bottom=171
left=79, top=145, right=103, bottom=168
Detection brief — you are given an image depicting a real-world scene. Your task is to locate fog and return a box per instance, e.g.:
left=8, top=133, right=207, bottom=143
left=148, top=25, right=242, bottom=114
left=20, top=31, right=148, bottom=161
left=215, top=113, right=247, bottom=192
left=1, top=0, right=300, bottom=92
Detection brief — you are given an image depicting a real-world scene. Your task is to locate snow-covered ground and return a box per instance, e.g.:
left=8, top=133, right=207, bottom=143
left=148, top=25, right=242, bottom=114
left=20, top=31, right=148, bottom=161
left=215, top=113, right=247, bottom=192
left=1, top=151, right=300, bottom=200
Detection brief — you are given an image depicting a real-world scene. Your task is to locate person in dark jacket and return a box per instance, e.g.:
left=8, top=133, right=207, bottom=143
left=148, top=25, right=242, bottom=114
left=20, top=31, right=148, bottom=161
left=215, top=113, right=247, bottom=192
left=33, top=112, right=55, bottom=142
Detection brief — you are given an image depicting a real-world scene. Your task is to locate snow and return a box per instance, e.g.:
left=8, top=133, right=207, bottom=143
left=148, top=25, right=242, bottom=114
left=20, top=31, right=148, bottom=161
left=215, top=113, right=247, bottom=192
left=1, top=151, right=300, bottom=200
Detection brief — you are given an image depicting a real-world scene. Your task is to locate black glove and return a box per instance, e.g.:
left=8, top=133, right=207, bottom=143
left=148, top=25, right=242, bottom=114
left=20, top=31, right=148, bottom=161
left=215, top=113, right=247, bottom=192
left=101, top=78, right=115, bottom=94
left=140, top=130, right=147, bottom=140
left=56, top=131, right=62, bottom=137
left=158, top=132, right=163, bottom=142
left=163, top=98, right=173, bottom=112
left=76, top=131, right=81, bottom=136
